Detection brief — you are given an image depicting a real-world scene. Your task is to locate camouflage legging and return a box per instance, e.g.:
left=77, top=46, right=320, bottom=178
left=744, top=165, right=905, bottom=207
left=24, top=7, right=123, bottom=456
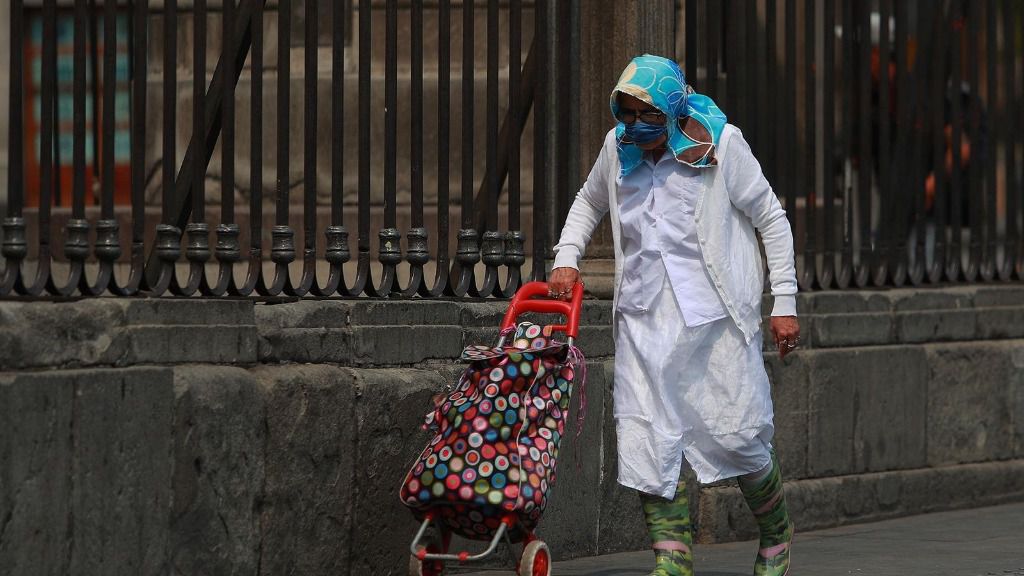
left=640, top=480, right=694, bottom=576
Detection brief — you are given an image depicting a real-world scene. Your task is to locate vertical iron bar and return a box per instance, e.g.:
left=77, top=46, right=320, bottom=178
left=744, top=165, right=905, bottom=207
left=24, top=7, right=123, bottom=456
left=7, top=0, right=24, bottom=218
left=800, top=0, right=815, bottom=289
left=964, top=0, right=982, bottom=281
left=267, top=0, right=296, bottom=295
left=178, top=0, right=210, bottom=296
left=432, top=0, right=452, bottom=296
left=327, top=0, right=351, bottom=295
left=411, top=0, right=424, bottom=230
left=685, top=0, right=697, bottom=87
left=504, top=0, right=523, bottom=295
left=726, top=0, right=741, bottom=125
left=855, top=0, right=872, bottom=286
left=1003, top=0, right=1019, bottom=279
left=402, top=0, right=428, bottom=296
left=947, top=0, right=964, bottom=282
left=79, top=0, right=122, bottom=295
left=116, top=0, right=147, bottom=295
left=877, top=0, right=894, bottom=285
left=982, top=0, right=998, bottom=279
left=89, top=0, right=101, bottom=204
left=744, top=0, right=758, bottom=152
left=374, top=0, right=400, bottom=296
left=531, top=0, right=547, bottom=282
left=765, top=0, right=777, bottom=182
left=53, top=0, right=91, bottom=296
left=74, top=0, right=88, bottom=220
left=905, top=0, right=923, bottom=284
left=193, top=0, right=206, bottom=223
left=783, top=0, right=796, bottom=277
left=836, top=0, right=854, bottom=287
left=244, top=0, right=266, bottom=295
left=478, top=0, right=501, bottom=296
left=291, top=0, right=318, bottom=296
left=163, top=0, right=177, bottom=223
left=455, top=0, right=479, bottom=294
left=30, top=0, right=58, bottom=293
left=222, top=0, right=235, bottom=224
left=706, top=0, right=720, bottom=98
left=211, top=0, right=239, bottom=296
left=927, top=5, right=948, bottom=284
left=487, top=0, right=499, bottom=234
left=3, top=0, right=27, bottom=295
left=276, top=0, right=290, bottom=228
left=101, top=0, right=116, bottom=219
left=819, top=0, right=835, bottom=288
left=331, top=0, right=345, bottom=231
left=353, top=0, right=372, bottom=295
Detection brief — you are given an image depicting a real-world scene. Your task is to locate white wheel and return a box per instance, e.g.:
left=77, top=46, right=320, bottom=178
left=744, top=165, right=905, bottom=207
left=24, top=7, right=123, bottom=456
left=518, top=540, right=551, bottom=576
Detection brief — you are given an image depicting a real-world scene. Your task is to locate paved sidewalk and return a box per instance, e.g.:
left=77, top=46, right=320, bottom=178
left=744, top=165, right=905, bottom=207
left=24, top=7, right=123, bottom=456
left=453, top=503, right=1024, bottom=576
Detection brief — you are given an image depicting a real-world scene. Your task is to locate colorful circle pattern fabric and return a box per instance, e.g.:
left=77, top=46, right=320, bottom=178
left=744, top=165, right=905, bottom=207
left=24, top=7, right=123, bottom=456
left=401, top=322, right=578, bottom=541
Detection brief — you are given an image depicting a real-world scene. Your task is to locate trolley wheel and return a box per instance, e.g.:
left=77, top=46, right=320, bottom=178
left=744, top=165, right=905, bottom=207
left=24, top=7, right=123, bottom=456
left=409, top=547, right=444, bottom=576
left=518, top=540, right=551, bottom=576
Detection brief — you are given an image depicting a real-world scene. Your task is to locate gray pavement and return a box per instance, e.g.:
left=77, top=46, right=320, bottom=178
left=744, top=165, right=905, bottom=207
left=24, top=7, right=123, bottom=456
left=453, top=503, right=1024, bottom=576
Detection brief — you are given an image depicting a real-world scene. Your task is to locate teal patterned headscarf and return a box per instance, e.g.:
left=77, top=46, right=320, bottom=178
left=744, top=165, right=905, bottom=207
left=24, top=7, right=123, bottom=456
left=611, top=54, right=728, bottom=177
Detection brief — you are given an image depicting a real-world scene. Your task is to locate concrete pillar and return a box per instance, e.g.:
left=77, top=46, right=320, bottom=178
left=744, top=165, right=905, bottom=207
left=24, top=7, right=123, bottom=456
left=572, top=0, right=675, bottom=296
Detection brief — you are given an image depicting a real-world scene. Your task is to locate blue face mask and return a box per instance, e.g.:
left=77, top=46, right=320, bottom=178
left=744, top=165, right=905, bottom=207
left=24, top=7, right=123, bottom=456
left=622, top=120, right=667, bottom=145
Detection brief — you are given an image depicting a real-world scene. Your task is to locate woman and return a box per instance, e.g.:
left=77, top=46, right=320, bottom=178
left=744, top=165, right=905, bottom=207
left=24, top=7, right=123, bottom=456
left=547, top=55, right=800, bottom=576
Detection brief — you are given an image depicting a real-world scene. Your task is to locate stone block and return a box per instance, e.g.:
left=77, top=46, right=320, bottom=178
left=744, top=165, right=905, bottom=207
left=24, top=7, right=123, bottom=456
left=351, top=325, right=466, bottom=365
left=258, top=324, right=465, bottom=365
left=974, top=286, right=1024, bottom=307
left=0, top=300, right=126, bottom=370
left=0, top=367, right=175, bottom=576
left=895, top=309, right=977, bottom=343
left=68, top=367, right=175, bottom=576
left=890, top=288, right=974, bottom=311
left=849, top=348, right=928, bottom=473
left=764, top=352, right=809, bottom=479
left=784, top=476, right=841, bottom=534
left=811, top=313, right=893, bottom=348
left=346, top=300, right=463, bottom=327
left=1014, top=347, right=1024, bottom=459
left=350, top=368, right=447, bottom=576
left=805, top=350, right=857, bottom=477
left=124, top=324, right=258, bottom=365
left=806, top=347, right=928, bottom=477
left=697, top=460, right=1024, bottom=545
left=976, top=307, right=1024, bottom=340
left=170, top=366, right=266, bottom=576
left=124, top=298, right=254, bottom=326
left=806, top=291, right=892, bottom=314
left=255, top=365, right=358, bottom=576
left=537, top=352, right=606, bottom=560
left=596, top=360, right=648, bottom=555
left=0, top=372, right=75, bottom=576
left=926, top=343, right=1016, bottom=466
left=695, top=484, right=756, bottom=544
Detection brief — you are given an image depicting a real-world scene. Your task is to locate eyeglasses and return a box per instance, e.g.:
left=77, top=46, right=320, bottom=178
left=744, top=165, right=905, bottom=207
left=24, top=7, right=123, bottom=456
left=616, top=107, right=667, bottom=125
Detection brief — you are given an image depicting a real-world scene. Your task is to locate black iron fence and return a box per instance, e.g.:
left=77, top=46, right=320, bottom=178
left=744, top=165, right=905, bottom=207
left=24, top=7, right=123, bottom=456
left=1, top=0, right=1022, bottom=299
left=680, top=0, right=1023, bottom=288
left=0, top=0, right=576, bottom=298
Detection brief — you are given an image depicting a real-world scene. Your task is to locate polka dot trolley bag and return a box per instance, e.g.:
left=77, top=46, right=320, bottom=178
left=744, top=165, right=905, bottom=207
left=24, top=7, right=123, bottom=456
left=402, top=282, right=587, bottom=576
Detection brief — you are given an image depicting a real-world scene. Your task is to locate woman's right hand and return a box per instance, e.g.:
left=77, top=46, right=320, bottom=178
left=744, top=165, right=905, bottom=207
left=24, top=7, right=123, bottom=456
left=547, top=267, right=581, bottom=301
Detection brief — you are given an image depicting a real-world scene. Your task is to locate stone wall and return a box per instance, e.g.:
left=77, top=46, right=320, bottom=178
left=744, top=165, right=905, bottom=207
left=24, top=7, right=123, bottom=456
left=2, top=286, right=1024, bottom=575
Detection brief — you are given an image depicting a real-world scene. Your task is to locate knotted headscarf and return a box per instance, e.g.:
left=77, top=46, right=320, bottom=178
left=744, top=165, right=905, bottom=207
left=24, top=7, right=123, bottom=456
left=611, top=54, right=728, bottom=177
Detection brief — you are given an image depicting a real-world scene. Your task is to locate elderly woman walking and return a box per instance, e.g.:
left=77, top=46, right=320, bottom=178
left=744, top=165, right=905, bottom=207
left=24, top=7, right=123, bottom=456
left=547, top=55, right=800, bottom=576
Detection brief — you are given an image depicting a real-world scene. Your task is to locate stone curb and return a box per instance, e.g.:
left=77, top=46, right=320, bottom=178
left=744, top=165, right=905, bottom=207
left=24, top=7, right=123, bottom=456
left=695, top=459, right=1024, bottom=544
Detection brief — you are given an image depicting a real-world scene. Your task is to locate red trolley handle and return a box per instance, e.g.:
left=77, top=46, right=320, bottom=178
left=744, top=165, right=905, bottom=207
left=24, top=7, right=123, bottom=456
left=500, top=281, right=585, bottom=340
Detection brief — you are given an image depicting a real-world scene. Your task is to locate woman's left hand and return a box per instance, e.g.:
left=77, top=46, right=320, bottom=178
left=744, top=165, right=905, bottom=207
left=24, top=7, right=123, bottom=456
left=770, top=316, right=801, bottom=359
